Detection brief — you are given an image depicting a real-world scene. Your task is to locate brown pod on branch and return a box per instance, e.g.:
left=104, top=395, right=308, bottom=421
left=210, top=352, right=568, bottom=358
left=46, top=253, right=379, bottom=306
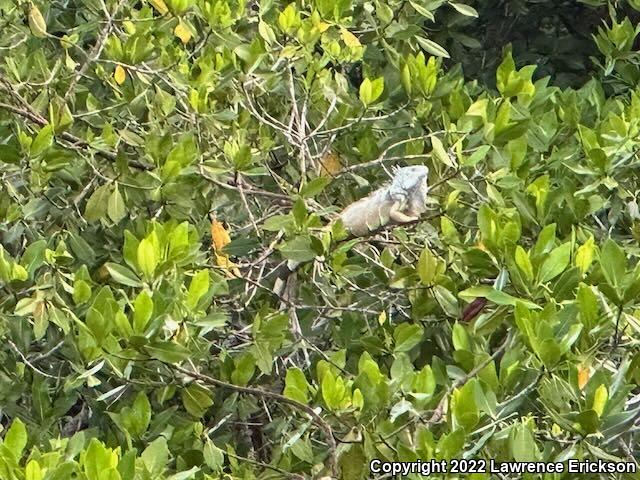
left=461, top=297, right=488, bottom=322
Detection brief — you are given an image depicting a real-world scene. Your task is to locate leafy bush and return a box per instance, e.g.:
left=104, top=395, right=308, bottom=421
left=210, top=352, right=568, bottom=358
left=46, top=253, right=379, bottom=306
left=2, top=0, right=640, bottom=478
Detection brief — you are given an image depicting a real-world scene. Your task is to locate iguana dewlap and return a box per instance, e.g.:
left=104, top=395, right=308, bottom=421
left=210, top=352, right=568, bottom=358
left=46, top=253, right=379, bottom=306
left=339, top=165, right=429, bottom=236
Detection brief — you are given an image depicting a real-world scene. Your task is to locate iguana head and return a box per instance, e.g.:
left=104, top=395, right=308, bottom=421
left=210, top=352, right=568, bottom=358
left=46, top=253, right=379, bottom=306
left=388, top=165, right=429, bottom=200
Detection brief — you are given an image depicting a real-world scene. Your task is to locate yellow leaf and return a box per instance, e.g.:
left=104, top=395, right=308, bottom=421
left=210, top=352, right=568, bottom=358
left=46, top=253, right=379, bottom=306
left=174, top=20, right=192, bottom=44
left=211, top=220, right=231, bottom=251
left=114, top=65, right=126, bottom=85
left=215, top=253, right=232, bottom=268
left=592, top=384, right=608, bottom=417
left=215, top=253, right=240, bottom=278
left=211, top=221, right=239, bottom=277
left=316, top=22, right=330, bottom=33
left=149, top=0, right=169, bottom=14
left=340, top=28, right=361, bottom=47
left=575, top=235, right=595, bottom=274
left=123, top=21, right=136, bottom=35
left=28, top=4, right=47, bottom=38
left=578, top=365, right=590, bottom=390
left=319, top=151, right=342, bottom=176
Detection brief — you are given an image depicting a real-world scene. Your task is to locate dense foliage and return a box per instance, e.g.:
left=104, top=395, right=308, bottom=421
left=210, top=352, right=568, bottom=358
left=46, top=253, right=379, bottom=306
left=2, top=0, right=640, bottom=478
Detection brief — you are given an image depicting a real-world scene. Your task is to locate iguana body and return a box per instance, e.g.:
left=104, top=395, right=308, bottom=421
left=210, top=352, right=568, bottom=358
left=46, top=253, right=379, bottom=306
left=339, top=165, right=429, bottom=236
left=274, top=166, right=429, bottom=302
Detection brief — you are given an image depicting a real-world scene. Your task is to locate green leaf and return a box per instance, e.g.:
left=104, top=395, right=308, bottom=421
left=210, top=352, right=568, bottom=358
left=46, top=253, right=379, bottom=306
left=531, top=223, right=556, bottom=259
left=279, top=236, right=316, bottom=262
left=25, top=460, right=43, bottom=480
left=168, top=467, right=199, bottom=480
left=73, top=279, right=92, bottom=305
left=141, top=437, right=169, bottom=477
left=83, top=439, right=120, bottom=480
left=278, top=3, right=301, bottom=33
left=452, top=380, right=479, bottom=430
left=592, top=384, right=608, bottom=417
left=121, top=392, right=151, bottom=437
left=459, top=286, right=540, bottom=309
left=258, top=20, right=276, bottom=45
left=437, top=429, right=464, bottom=459
left=559, top=323, right=583, bottom=354
left=510, top=423, right=538, bottom=461
left=514, top=246, right=534, bottom=282
left=575, top=235, right=596, bottom=274
left=575, top=409, right=600, bottom=434
left=465, top=145, right=491, bottom=166
left=415, top=36, right=450, bottom=58
left=433, top=285, right=459, bottom=317
left=600, top=238, right=626, bottom=289
left=146, top=341, right=190, bottom=363
left=104, top=262, right=142, bottom=287
left=449, top=2, right=478, bottom=17
left=452, top=322, right=470, bottom=351
left=393, top=323, right=424, bottom=353
left=181, top=383, right=214, bottom=417
left=203, top=438, right=225, bottom=472
left=133, top=290, right=154, bottom=333
left=409, top=0, right=435, bottom=19
left=114, top=310, right=133, bottom=338
left=538, top=242, right=571, bottom=283
left=107, top=184, right=126, bottom=223
left=84, top=184, right=111, bottom=223
left=137, top=237, right=158, bottom=279
left=31, top=125, right=53, bottom=157
left=359, top=77, right=384, bottom=105
left=400, top=62, right=412, bottom=95
left=262, top=214, right=293, bottom=231
left=231, top=353, right=255, bottom=386
left=412, top=365, right=436, bottom=397
left=20, top=240, right=47, bottom=278
left=352, top=388, right=364, bottom=409
left=577, top=283, right=599, bottom=330
left=300, top=177, right=332, bottom=198
left=431, top=135, right=455, bottom=167
left=417, top=247, right=437, bottom=285
left=321, top=370, right=347, bottom=410
left=11, top=264, right=28, bottom=282
left=186, top=270, right=210, bottom=310
left=283, top=367, right=310, bottom=403
left=4, top=417, right=27, bottom=459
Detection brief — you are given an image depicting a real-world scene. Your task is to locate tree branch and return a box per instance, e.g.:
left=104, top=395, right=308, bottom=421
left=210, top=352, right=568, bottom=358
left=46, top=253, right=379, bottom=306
left=425, top=332, right=513, bottom=426
left=169, top=363, right=339, bottom=478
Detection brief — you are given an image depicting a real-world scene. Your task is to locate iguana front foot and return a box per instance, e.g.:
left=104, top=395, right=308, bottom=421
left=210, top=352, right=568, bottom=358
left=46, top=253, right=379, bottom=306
left=389, top=209, right=419, bottom=224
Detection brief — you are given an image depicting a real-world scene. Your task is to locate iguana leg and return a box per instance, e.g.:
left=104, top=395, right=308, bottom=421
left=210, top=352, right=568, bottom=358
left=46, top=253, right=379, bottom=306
left=389, top=203, right=418, bottom=223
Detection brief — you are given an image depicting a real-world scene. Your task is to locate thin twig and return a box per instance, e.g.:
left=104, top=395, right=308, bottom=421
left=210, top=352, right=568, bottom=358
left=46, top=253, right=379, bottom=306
left=426, top=332, right=514, bottom=426
left=8, top=340, right=59, bottom=379
left=64, top=0, right=128, bottom=102
left=170, top=363, right=339, bottom=477
left=0, top=100, right=152, bottom=170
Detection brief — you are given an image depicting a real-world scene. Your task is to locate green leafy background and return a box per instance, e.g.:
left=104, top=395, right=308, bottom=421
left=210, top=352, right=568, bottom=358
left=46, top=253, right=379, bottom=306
left=2, top=0, right=640, bottom=478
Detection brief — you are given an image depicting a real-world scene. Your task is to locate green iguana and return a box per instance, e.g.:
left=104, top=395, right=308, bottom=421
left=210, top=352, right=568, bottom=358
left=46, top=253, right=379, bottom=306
left=338, top=165, right=430, bottom=236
